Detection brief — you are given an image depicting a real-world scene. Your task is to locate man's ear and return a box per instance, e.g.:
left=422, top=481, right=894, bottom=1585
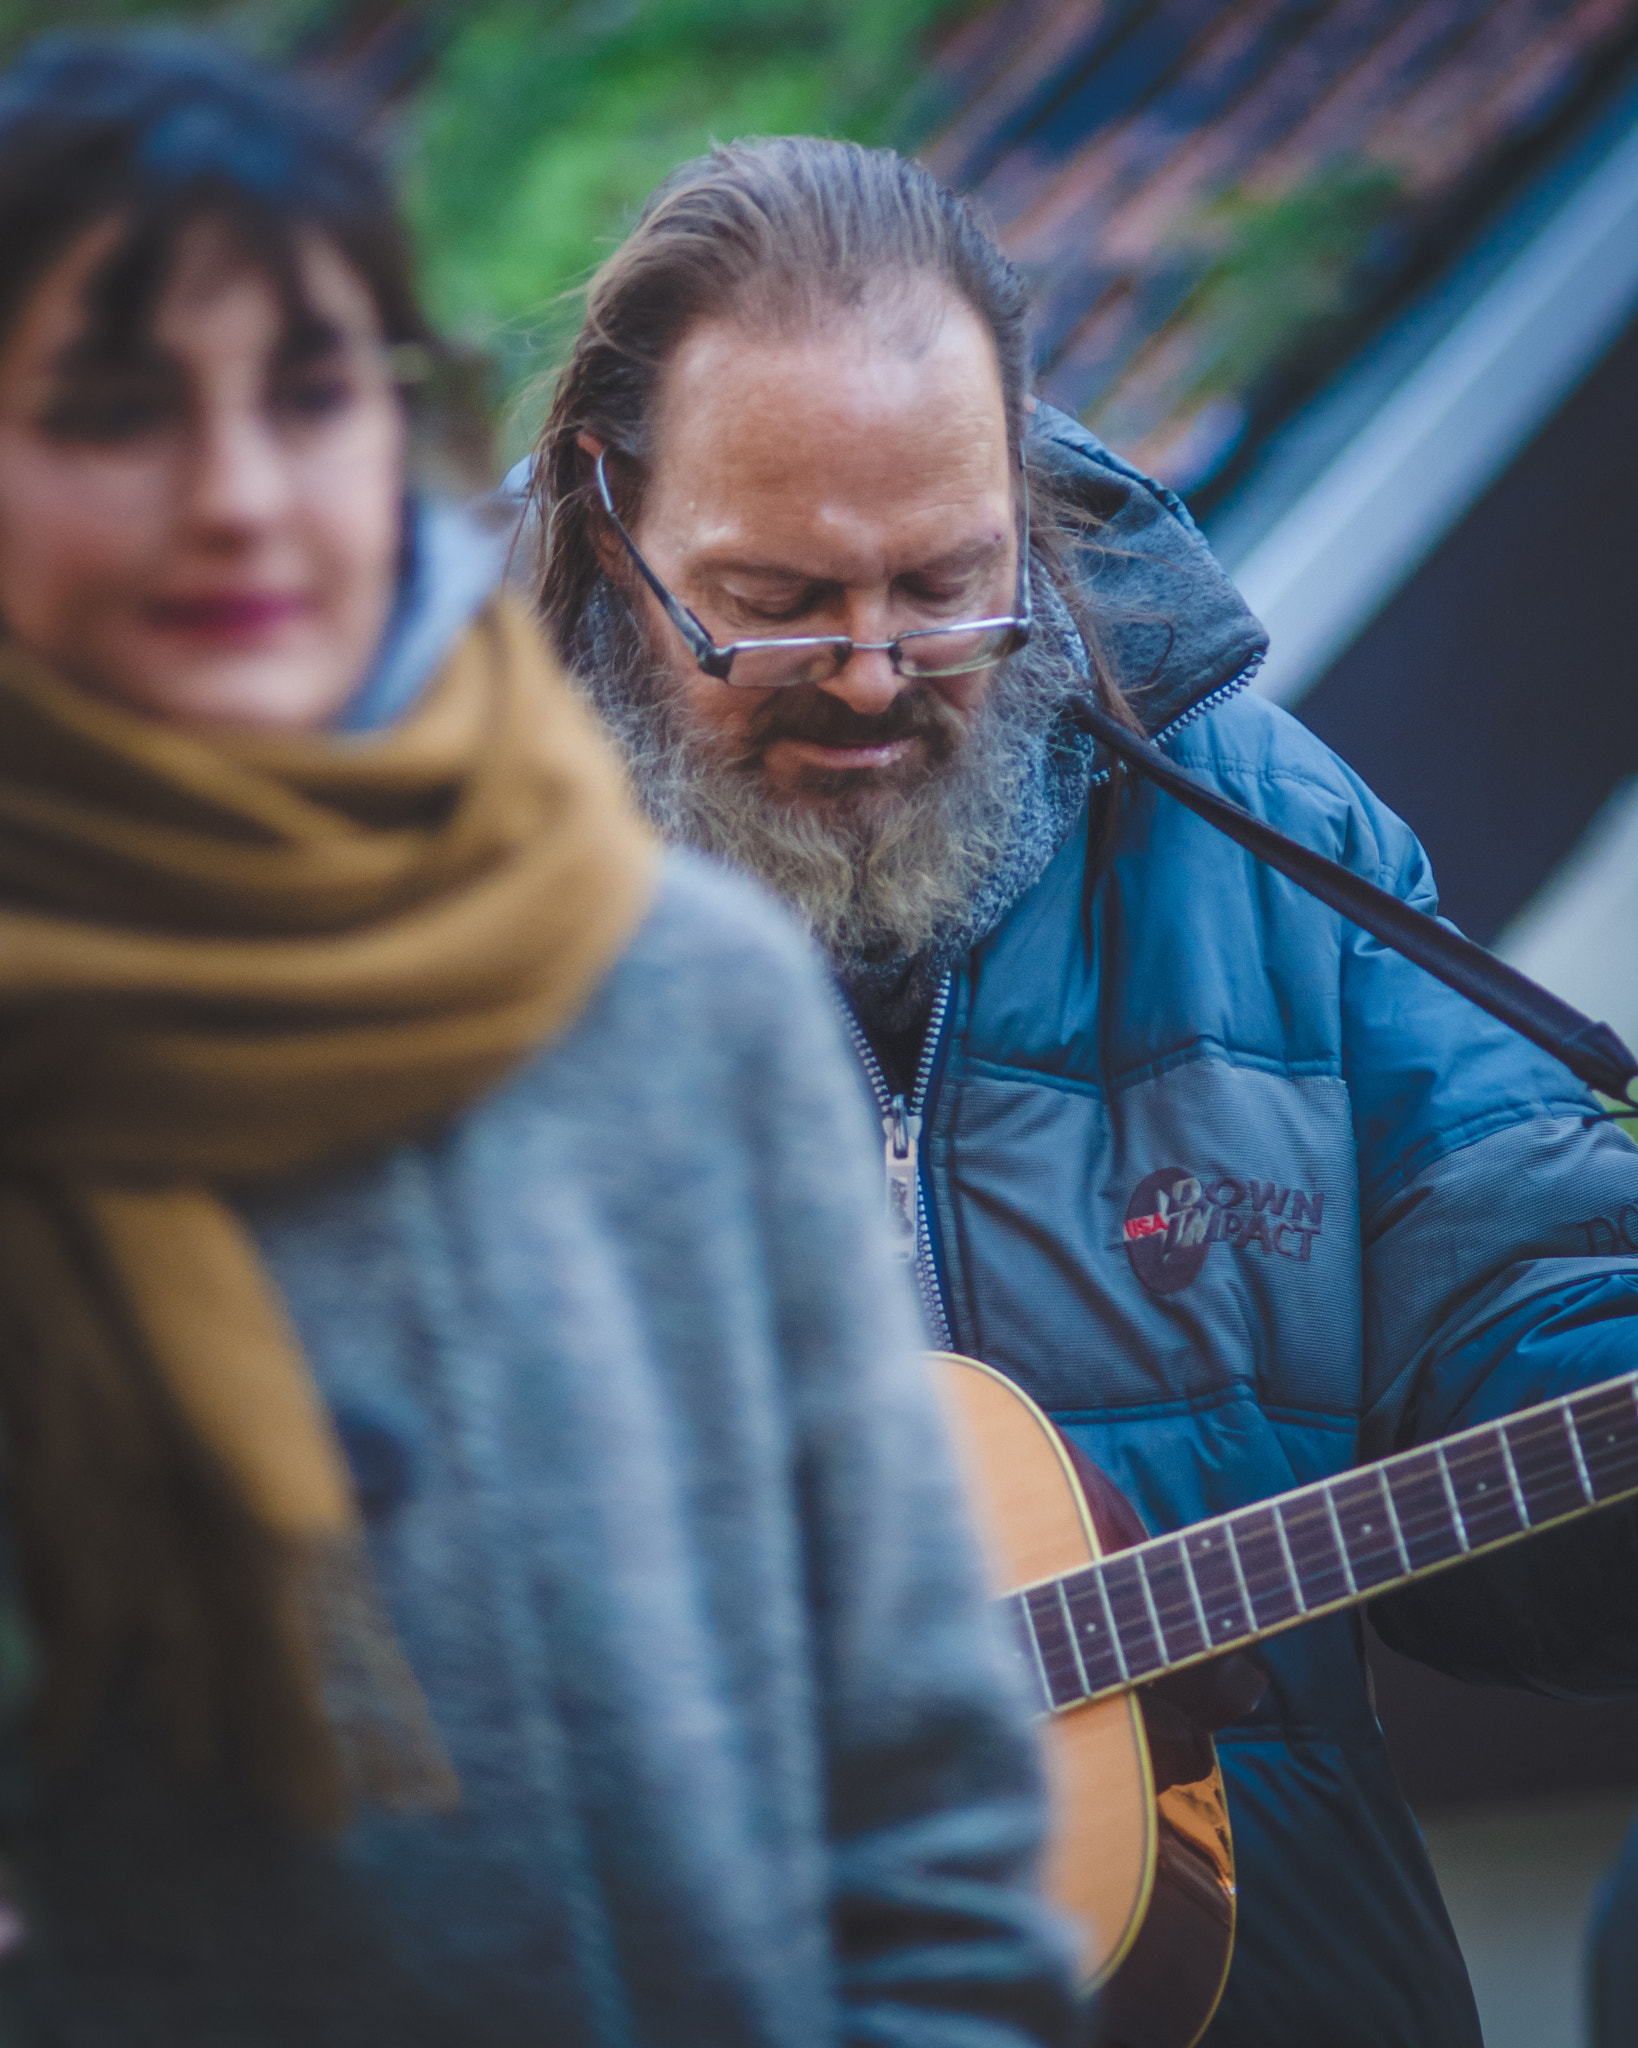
left=576, top=432, right=625, bottom=581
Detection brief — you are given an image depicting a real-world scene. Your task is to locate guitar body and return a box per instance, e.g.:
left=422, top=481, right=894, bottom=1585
left=934, top=1353, right=1235, bottom=2048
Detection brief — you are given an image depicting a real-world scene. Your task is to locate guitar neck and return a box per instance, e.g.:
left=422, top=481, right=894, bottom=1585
left=1009, top=1369, right=1638, bottom=1714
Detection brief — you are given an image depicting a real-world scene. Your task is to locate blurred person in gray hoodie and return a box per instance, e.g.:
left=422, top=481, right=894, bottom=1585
left=0, top=35, right=1078, bottom=2048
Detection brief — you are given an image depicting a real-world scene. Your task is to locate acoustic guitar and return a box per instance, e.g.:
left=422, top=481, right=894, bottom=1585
left=935, top=1351, right=1638, bottom=2048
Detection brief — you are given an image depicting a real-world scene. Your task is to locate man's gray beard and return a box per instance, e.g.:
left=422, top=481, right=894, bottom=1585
left=568, top=574, right=1095, bottom=1002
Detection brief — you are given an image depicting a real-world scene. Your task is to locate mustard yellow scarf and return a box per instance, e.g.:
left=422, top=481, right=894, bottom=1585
left=0, top=595, right=654, bottom=1825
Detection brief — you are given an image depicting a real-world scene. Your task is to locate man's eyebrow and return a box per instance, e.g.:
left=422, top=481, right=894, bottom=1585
left=700, top=535, right=1004, bottom=584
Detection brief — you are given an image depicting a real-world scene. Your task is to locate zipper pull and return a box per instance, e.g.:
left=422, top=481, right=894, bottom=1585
left=883, top=1093, right=923, bottom=1263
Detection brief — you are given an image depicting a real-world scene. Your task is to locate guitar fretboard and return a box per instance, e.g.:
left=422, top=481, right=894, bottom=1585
left=1007, top=1371, right=1638, bottom=1714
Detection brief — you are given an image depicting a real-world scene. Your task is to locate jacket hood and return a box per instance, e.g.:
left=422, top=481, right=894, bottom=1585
left=1028, top=404, right=1268, bottom=738
left=336, top=496, right=512, bottom=734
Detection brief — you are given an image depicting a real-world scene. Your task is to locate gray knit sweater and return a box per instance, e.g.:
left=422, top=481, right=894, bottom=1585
left=0, top=854, right=1075, bottom=2048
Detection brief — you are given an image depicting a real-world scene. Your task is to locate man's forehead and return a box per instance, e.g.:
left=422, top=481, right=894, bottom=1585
left=643, top=298, right=1013, bottom=562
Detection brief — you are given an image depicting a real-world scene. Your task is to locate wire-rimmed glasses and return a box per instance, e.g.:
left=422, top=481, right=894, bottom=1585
left=593, top=448, right=1033, bottom=689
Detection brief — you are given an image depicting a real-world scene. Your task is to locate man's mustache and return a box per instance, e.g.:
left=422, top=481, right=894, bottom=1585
left=735, top=682, right=966, bottom=767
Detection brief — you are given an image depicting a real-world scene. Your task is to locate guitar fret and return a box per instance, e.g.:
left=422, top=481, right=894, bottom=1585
left=1099, top=1553, right=1165, bottom=1678
left=1131, top=1549, right=1171, bottom=1659
left=1055, top=1579, right=1089, bottom=1699
left=1377, top=1468, right=1411, bottom=1575
left=1223, top=1521, right=1256, bottom=1630
left=1061, top=1570, right=1126, bottom=1694
left=1184, top=1519, right=1255, bottom=1643
left=1095, top=1564, right=1131, bottom=1683
left=1566, top=1406, right=1596, bottom=1505
left=1137, top=1538, right=1208, bottom=1663
left=1271, top=1502, right=1308, bottom=1613
left=1443, top=1432, right=1524, bottom=1545
left=1434, top=1442, right=1470, bottom=1552
left=1177, top=1539, right=1212, bottom=1646
left=1504, top=1407, right=1587, bottom=1525
left=1328, top=1469, right=1404, bottom=1590
left=1385, top=1450, right=1461, bottom=1569
left=1495, top=1428, right=1531, bottom=1528
left=1569, top=1382, right=1638, bottom=1501
left=1322, top=1487, right=1358, bottom=1595
left=1279, top=1492, right=1349, bottom=1609
left=1226, top=1506, right=1302, bottom=1627
left=1023, top=1584, right=1083, bottom=1709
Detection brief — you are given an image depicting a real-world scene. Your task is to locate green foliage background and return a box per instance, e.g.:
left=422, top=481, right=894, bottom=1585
left=0, top=1, right=967, bottom=440
left=0, top=1, right=1429, bottom=480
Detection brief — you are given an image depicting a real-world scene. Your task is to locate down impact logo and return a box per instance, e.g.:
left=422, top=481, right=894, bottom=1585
left=1123, top=1167, right=1326, bottom=1296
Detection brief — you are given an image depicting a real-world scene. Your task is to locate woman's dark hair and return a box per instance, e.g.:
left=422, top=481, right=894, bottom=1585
left=0, top=31, right=472, bottom=466
left=532, top=133, right=1136, bottom=741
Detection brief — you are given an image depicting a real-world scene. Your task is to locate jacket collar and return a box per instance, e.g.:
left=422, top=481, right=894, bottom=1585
left=1028, top=404, right=1268, bottom=739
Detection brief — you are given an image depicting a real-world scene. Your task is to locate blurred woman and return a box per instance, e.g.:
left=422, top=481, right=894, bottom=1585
left=0, top=35, right=1075, bottom=2048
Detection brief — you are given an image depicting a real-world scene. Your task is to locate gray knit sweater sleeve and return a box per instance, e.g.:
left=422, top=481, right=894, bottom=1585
left=666, top=862, right=1080, bottom=2045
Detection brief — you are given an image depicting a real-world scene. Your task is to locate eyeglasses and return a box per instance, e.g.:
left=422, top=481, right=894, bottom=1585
left=593, top=447, right=1033, bottom=690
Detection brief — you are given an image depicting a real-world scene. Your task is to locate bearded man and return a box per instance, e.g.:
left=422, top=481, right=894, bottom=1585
left=522, top=137, right=1638, bottom=2048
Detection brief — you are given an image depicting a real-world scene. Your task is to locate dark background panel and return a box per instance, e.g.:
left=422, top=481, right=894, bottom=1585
left=1295, top=311, right=1638, bottom=945
left=1367, top=1623, right=1638, bottom=1814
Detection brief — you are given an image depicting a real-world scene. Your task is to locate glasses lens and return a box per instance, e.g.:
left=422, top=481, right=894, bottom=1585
left=721, top=638, right=852, bottom=690
left=894, top=625, right=1019, bottom=678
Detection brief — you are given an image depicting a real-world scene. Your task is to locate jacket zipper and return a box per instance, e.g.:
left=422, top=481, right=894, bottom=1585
left=834, top=653, right=1260, bottom=1341
left=839, top=975, right=954, bottom=1350
left=1085, top=652, right=1266, bottom=784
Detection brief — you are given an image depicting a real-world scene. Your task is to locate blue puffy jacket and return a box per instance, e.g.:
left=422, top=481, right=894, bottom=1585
left=890, top=410, right=1638, bottom=2046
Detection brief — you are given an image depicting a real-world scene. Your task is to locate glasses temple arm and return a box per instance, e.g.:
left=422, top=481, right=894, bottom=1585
left=593, top=452, right=721, bottom=666
left=1015, top=449, right=1035, bottom=631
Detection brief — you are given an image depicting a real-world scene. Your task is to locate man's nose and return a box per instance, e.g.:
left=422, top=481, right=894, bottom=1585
left=817, top=643, right=906, bottom=718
